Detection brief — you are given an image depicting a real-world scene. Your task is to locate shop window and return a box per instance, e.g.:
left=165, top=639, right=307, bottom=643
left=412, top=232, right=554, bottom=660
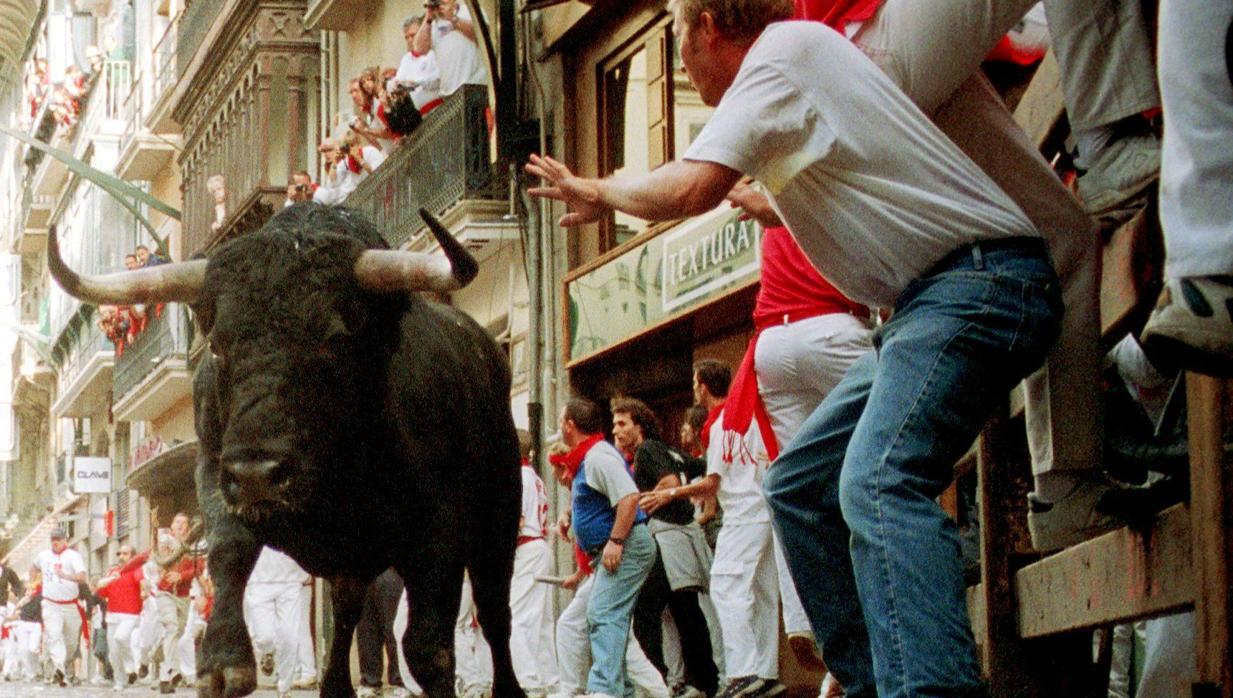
left=599, top=20, right=714, bottom=251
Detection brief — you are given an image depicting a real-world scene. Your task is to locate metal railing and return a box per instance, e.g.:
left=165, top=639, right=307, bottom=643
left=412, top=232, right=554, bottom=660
left=154, top=15, right=179, bottom=98
left=56, top=318, right=111, bottom=390
left=102, top=60, right=132, bottom=122
left=112, top=303, right=193, bottom=402
left=121, top=74, right=143, bottom=155
left=344, top=85, right=504, bottom=248
left=178, top=0, right=225, bottom=81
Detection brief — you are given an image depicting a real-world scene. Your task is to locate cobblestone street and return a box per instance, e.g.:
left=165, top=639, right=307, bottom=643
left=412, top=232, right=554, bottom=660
left=0, top=679, right=305, bottom=697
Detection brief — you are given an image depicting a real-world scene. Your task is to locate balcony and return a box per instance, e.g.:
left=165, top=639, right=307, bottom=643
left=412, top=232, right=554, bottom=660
left=345, top=85, right=507, bottom=250
left=16, top=186, right=52, bottom=253
left=304, top=0, right=366, bottom=30
left=147, top=13, right=181, bottom=135
left=112, top=303, right=194, bottom=423
left=174, top=0, right=319, bottom=256
left=116, top=75, right=180, bottom=182
left=49, top=310, right=115, bottom=419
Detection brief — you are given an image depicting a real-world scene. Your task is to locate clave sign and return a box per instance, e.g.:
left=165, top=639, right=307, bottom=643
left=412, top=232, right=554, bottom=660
left=73, top=457, right=112, bottom=494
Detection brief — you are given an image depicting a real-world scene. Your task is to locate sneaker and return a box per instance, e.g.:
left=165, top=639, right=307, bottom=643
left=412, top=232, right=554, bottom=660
left=357, top=686, right=382, bottom=698
left=1027, top=476, right=1123, bottom=551
left=128, top=672, right=139, bottom=686
left=1140, top=276, right=1233, bottom=378
left=1075, top=130, right=1160, bottom=224
left=53, top=670, right=66, bottom=688
left=291, top=676, right=318, bottom=689
left=671, top=684, right=707, bottom=698
left=385, top=686, right=414, bottom=698
left=139, top=664, right=149, bottom=680
left=260, top=652, right=275, bottom=676
left=786, top=631, right=827, bottom=673
left=750, top=679, right=786, bottom=697
left=716, top=676, right=762, bottom=698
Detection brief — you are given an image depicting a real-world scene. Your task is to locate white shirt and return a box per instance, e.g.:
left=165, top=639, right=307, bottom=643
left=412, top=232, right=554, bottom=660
left=684, top=21, right=1038, bottom=308
left=35, top=548, right=86, bottom=602
left=705, top=409, right=773, bottom=526
left=519, top=465, right=549, bottom=539
left=431, top=5, right=488, bottom=96
left=247, top=548, right=310, bottom=586
left=394, top=50, right=443, bottom=111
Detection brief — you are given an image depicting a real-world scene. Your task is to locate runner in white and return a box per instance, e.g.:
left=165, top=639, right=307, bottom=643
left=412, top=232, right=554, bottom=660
left=34, top=528, right=87, bottom=686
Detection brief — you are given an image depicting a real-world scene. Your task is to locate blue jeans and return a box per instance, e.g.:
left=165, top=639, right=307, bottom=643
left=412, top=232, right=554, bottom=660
left=587, top=522, right=656, bottom=697
left=765, top=239, right=1062, bottom=698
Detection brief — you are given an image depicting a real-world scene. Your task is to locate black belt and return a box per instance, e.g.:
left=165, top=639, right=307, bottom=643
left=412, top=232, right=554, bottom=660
left=924, top=236, right=1048, bottom=279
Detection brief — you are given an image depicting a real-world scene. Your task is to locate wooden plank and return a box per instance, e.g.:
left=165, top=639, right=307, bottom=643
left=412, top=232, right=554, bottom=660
left=1100, top=206, right=1163, bottom=345
left=1187, top=374, right=1233, bottom=696
left=1015, top=504, right=1194, bottom=638
left=1011, top=49, right=1064, bottom=149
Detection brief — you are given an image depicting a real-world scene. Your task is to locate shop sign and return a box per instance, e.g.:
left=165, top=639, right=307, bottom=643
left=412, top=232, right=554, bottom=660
left=567, top=208, right=762, bottom=363
left=73, top=457, right=112, bottom=494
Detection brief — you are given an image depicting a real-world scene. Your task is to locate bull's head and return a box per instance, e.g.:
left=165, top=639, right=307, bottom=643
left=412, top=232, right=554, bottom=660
left=48, top=206, right=478, bottom=522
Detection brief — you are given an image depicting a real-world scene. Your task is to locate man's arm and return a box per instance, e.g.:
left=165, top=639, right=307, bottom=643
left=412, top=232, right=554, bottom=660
left=601, top=493, right=640, bottom=573
left=413, top=14, right=433, bottom=55
left=640, top=473, right=719, bottom=515
left=527, top=155, right=742, bottom=227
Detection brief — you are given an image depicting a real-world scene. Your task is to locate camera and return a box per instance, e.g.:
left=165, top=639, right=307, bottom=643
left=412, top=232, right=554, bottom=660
left=295, top=183, right=310, bottom=194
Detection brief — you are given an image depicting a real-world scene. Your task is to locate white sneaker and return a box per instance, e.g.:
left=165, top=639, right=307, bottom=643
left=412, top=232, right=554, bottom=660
left=1141, top=276, right=1233, bottom=377
left=1027, top=476, right=1122, bottom=551
left=357, top=686, right=382, bottom=698
left=385, top=686, right=415, bottom=698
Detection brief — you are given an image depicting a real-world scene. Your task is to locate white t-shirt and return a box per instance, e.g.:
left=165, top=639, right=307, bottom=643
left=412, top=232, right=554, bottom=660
left=683, top=21, right=1039, bottom=308
left=705, top=408, right=773, bottom=526
left=394, top=50, right=443, bottom=111
left=247, top=547, right=310, bottom=586
left=35, top=548, right=86, bottom=602
left=431, top=5, right=488, bottom=96
left=519, top=465, right=549, bottom=539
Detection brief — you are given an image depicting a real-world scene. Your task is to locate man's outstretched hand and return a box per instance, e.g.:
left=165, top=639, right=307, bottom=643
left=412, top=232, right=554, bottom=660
left=526, top=154, right=606, bottom=227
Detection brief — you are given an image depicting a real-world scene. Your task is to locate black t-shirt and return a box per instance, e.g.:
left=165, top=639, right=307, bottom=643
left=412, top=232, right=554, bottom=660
left=633, top=439, right=704, bottom=526
left=18, top=593, right=40, bottom=623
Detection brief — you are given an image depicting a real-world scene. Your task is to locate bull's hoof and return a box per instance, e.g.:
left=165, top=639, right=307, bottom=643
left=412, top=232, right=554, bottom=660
left=196, top=666, right=257, bottom=697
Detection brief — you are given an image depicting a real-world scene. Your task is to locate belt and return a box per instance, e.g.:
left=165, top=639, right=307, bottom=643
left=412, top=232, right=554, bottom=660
left=516, top=536, right=543, bottom=547
left=924, top=236, right=1047, bottom=279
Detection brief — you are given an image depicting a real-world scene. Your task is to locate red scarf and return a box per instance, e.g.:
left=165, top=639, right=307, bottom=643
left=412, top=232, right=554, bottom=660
left=721, top=337, right=781, bottom=462
left=552, top=434, right=603, bottom=480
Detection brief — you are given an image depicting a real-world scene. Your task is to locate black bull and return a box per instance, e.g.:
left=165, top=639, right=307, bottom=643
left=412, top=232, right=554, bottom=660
left=50, top=204, right=527, bottom=698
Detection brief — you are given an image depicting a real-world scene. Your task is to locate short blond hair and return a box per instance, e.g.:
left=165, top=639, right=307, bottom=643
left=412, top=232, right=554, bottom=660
left=668, top=0, right=793, bottom=44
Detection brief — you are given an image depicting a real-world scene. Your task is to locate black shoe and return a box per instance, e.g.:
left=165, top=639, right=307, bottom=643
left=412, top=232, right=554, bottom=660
left=129, top=672, right=139, bottom=685
left=139, top=664, right=149, bottom=679
left=171, top=673, right=183, bottom=688
left=160, top=679, right=174, bottom=694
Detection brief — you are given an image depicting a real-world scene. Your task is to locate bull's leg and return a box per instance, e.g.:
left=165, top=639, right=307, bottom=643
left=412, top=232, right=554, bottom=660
left=320, top=576, right=369, bottom=698
left=469, top=529, right=525, bottom=698
left=395, top=550, right=465, bottom=697
left=196, top=514, right=261, bottom=698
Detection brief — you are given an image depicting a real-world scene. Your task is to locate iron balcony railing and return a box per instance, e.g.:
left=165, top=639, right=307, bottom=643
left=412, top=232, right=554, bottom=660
left=56, top=317, right=111, bottom=390
left=154, top=15, right=179, bottom=98
left=344, top=85, right=505, bottom=248
left=112, top=303, right=193, bottom=402
left=178, top=0, right=224, bottom=81
left=121, top=74, right=143, bottom=155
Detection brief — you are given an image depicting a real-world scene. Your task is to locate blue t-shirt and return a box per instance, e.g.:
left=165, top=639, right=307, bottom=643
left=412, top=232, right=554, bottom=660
left=572, top=440, right=647, bottom=553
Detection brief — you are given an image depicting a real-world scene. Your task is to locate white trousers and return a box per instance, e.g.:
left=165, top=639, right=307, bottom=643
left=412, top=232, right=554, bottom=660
left=509, top=539, right=559, bottom=693
left=12, top=621, right=40, bottom=680
left=155, top=594, right=188, bottom=681
left=555, top=575, right=669, bottom=698
left=709, top=523, right=779, bottom=680
left=755, top=313, right=874, bottom=450
left=1138, top=612, right=1197, bottom=698
left=295, top=583, right=316, bottom=681
left=244, top=582, right=300, bottom=693
left=178, top=606, right=204, bottom=682
left=137, top=599, right=162, bottom=667
left=455, top=573, right=494, bottom=689
left=392, top=591, right=425, bottom=694
left=41, top=599, right=83, bottom=675
left=107, top=612, right=140, bottom=682
left=1158, top=0, right=1233, bottom=277
left=855, top=0, right=1103, bottom=486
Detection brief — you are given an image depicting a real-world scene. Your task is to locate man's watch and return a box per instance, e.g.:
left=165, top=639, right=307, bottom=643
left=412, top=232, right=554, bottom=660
left=609, top=536, right=625, bottom=546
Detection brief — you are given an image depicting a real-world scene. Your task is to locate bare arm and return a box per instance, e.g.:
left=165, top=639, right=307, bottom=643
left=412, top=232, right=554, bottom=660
left=601, top=493, right=641, bottom=572
left=527, top=154, right=742, bottom=227
left=413, top=14, right=433, bottom=55
left=640, top=473, right=719, bottom=515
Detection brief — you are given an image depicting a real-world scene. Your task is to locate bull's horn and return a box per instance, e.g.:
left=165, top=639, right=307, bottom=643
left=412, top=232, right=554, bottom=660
left=353, top=209, right=479, bottom=293
left=47, top=225, right=206, bottom=305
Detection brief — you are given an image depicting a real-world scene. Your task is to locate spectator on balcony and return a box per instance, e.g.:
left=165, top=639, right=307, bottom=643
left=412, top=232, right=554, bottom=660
left=86, top=46, right=105, bottom=76
left=388, top=14, right=443, bottom=135
left=25, top=58, right=49, bottom=123
left=313, top=136, right=381, bottom=205
left=285, top=171, right=316, bottom=208
left=123, top=254, right=139, bottom=271
left=414, top=0, right=488, bottom=98
left=136, top=245, right=168, bottom=268
left=207, top=175, right=228, bottom=234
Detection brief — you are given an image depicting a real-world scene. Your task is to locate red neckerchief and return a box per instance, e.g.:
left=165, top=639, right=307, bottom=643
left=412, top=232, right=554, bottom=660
left=555, top=434, right=603, bottom=480
left=346, top=154, right=363, bottom=174
left=699, top=403, right=724, bottom=449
